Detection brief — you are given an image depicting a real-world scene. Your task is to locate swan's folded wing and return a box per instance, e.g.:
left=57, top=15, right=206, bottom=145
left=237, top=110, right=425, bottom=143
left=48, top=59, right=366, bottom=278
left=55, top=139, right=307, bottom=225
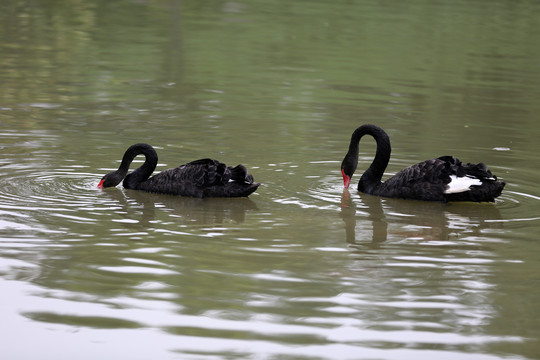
left=179, top=159, right=230, bottom=186
left=380, top=158, right=452, bottom=201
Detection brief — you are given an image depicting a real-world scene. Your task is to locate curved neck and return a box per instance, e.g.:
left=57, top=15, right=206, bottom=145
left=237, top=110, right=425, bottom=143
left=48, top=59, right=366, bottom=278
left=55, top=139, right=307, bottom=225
left=343, top=124, right=391, bottom=191
left=119, top=143, right=158, bottom=189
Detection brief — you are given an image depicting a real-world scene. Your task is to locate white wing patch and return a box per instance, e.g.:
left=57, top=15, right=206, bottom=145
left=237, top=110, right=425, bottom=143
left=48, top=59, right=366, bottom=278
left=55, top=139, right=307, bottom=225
left=444, top=175, right=482, bottom=194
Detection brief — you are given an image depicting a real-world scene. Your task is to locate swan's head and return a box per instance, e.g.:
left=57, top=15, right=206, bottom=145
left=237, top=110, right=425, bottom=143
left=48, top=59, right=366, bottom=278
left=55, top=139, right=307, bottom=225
left=341, top=154, right=358, bottom=189
left=97, top=171, right=124, bottom=188
left=342, top=168, right=351, bottom=189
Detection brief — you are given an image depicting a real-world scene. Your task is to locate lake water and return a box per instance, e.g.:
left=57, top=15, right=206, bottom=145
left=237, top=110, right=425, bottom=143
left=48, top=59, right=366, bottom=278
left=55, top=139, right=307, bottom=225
left=1, top=1, right=540, bottom=359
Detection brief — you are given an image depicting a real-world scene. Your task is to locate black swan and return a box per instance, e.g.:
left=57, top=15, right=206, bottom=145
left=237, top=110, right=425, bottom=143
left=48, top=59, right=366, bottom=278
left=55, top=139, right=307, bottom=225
left=341, top=124, right=505, bottom=202
left=97, top=143, right=260, bottom=198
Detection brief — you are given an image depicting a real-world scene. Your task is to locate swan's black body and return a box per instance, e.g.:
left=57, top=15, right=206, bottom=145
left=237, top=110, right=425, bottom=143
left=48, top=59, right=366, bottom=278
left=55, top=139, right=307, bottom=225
left=98, top=143, right=260, bottom=198
left=341, top=124, right=505, bottom=202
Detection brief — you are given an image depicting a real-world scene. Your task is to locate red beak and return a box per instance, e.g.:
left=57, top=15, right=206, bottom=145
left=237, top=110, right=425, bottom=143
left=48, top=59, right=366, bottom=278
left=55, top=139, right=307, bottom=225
left=342, top=169, right=351, bottom=189
left=97, top=179, right=105, bottom=189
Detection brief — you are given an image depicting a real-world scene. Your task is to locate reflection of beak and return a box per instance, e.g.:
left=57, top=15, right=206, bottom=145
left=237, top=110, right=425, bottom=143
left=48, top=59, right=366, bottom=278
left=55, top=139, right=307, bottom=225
left=341, top=188, right=351, bottom=207
left=342, top=169, right=351, bottom=189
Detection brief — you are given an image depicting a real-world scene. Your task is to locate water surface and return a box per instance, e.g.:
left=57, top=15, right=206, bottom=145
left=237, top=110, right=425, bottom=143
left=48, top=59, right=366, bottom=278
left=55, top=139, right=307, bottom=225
left=1, top=1, right=540, bottom=359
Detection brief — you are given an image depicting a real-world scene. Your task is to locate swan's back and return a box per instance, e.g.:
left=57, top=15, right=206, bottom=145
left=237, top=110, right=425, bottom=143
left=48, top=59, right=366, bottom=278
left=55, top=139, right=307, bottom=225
left=135, top=158, right=260, bottom=198
left=370, top=156, right=504, bottom=202
left=371, top=157, right=450, bottom=201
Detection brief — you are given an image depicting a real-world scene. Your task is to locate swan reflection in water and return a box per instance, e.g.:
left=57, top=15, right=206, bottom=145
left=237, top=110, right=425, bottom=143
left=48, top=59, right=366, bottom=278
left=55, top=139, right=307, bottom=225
left=100, top=187, right=259, bottom=229
left=340, top=190, right=503, bottom=246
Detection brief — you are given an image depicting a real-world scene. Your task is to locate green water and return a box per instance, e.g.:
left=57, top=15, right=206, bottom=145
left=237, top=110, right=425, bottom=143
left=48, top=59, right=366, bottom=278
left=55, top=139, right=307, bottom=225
left=1, top=1, right=540, bottom=359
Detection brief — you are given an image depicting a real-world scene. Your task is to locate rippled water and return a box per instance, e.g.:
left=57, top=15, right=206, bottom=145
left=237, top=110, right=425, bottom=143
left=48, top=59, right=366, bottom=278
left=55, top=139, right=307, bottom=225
left=2, top=128, right=539, bottom=359
left=2, top=1, right=540, bottom=359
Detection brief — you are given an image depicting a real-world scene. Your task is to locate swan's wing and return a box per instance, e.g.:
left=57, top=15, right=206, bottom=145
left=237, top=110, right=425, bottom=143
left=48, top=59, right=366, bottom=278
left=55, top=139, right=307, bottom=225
left=380, top=158, right=452, bottom=201
left=382, top=156, right=501, bottom=201
left=138, top=158, right=259, bottom=197
left=181, top=160, right=256, bottom=185
left=176, top=158, right=230, bottom=186
left=384, top=158, right=450, bottom=186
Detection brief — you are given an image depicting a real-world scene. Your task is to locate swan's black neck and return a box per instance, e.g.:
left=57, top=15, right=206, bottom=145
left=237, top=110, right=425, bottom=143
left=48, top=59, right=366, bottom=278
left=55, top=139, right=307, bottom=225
left=342, top=124, right=391, bottom=192
left=119, top=143, right=158, bottom=189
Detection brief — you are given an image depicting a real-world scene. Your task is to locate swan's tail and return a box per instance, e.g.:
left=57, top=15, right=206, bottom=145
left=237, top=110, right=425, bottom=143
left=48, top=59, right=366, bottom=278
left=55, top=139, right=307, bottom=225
left=460, top=162, right=494, bottom=180
left=229, top=164, right=256, bottom=184
left=443, top=158, right=505, bottom=202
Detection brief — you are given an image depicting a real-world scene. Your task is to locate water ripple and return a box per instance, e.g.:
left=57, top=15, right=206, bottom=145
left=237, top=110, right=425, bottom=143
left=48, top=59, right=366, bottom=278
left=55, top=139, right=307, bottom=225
left=0, top=156, right=260, bottom=239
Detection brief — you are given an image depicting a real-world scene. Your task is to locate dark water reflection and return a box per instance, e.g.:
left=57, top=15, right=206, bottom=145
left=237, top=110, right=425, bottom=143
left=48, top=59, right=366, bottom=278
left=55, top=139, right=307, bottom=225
left=2, top=0, right=540, bottom=359
left=101, top=189, right=259, bottom=226
left=340, top=191, right=504, bottom=245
